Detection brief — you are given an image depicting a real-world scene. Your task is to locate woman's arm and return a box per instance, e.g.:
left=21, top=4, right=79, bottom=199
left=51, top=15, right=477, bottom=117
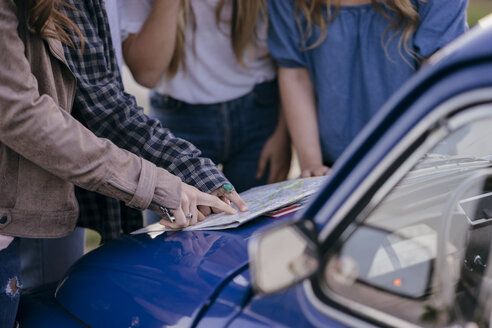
left=0, top=0, right=240, bottom=229
left=122, top=0, right=180, bottom=88
left=0, top=0, right=176, bottom=211
left=278, top=67, right=329, bottom=177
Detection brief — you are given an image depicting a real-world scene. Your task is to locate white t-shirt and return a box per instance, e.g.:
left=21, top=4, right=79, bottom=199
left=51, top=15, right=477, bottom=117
left=0, top=235, right=13, bottom=251
left=119, top=0, right=276, bottom=104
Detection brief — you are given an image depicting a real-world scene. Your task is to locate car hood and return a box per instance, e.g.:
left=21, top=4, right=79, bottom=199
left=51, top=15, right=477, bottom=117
left=55, top=218, right=276, bottom=327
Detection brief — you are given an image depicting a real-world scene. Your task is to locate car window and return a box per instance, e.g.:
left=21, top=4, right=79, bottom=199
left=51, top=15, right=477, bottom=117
left=322, top=112, right=492, bottom=327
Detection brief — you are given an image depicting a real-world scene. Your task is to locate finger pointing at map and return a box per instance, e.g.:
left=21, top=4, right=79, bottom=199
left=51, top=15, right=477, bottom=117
left=190, top=176, right=328, bottom=230
left=211, top=184, right=248, bottom=212
left=133, top=176, right=328, bottom=235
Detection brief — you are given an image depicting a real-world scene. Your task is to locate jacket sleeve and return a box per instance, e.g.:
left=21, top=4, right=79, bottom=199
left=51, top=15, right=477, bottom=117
left=0, top=0, right=181, bottom=211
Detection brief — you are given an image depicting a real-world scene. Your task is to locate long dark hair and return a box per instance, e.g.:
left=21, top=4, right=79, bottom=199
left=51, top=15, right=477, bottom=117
left=24, top=0, right=83, bottom=48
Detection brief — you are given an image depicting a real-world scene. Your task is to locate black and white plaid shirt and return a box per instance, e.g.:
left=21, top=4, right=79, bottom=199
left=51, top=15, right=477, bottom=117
left=61, top=0, right=227, bottom=242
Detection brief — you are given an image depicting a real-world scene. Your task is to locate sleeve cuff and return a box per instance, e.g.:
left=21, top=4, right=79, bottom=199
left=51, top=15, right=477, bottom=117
left=275, top=58, right=306, bottom=69
left=151, top=167, right=182, bottom=210
left=127, top=158, right=157, bottom=210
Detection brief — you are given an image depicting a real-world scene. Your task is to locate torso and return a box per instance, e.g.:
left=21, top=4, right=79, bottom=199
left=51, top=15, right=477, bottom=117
left=305, top=4, right=417, bottom=161
left=268, top=0, right=468, bottom=163
left=156, top=0, right=276, bottom=104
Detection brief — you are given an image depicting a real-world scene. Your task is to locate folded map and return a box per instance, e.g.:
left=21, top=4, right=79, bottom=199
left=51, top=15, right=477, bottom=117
left=132, top=175, right=328, bottom=234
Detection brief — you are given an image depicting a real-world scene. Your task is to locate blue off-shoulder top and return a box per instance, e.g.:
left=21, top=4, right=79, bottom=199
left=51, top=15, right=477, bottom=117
left=267, top=0, right=469, bottom=163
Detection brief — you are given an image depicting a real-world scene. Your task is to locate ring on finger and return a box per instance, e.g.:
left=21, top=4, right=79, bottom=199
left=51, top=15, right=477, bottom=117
left=185, top=213, right=193, bottom=220
left=220, top=183, right=234, bottom=196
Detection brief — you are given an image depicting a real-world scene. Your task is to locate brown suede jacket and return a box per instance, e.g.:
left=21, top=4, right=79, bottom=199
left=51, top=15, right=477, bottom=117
left=0, top=0, right=181, bottom=238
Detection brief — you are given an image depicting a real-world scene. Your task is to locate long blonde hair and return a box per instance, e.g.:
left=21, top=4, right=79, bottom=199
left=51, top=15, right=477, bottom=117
left=167, top=0, right=266, bottom=78
left=167, top=0, right=191, bottom=78
left=24, top=0, right=83, bottom=48
left=295, top=0, right=424, bottom=63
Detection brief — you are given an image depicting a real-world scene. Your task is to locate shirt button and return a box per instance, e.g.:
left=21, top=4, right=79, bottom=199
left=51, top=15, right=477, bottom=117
left=0, top=216, right=7, bottom=224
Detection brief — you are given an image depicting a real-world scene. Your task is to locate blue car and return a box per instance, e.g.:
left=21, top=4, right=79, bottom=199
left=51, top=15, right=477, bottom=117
left=19, top=15, right=492, bottom=328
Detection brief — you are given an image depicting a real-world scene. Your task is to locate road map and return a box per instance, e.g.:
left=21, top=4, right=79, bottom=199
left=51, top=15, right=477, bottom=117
left=133, top=176, right=328, bottom=234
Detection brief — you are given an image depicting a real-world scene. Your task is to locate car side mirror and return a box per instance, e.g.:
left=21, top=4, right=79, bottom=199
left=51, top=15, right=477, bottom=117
left=249, top=220, right=319, bottom=294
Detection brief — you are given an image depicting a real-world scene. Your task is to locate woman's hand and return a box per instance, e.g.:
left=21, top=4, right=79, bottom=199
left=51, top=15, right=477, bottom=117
left=300, top=164, right=330, bottom=178
left=198, top=185, right=248, bottom=217
left=256, top=115, right=292, bottom=184
left=160, top=182, right=238, bottom=229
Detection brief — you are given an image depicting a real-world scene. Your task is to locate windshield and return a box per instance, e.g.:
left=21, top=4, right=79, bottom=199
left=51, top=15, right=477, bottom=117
left=322, top=114, right=492, bottom=327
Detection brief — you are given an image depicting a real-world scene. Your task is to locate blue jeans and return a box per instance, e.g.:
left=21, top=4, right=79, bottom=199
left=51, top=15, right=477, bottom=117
left=0, top=238, right=21, bottom=327
left=19, top=228, right=85, bottom=290
left=147, top=80, right=279, bottom=224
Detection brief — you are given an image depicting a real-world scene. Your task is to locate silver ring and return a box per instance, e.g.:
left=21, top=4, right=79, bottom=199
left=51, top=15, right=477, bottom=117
left=160, top=206, right=175, bottom=223
left=185, top=213, right=193, bottom=220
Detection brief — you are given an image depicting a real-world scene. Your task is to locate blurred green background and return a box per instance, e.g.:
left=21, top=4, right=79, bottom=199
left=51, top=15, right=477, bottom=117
left=469, top=0, right=492, bottom=26
left=85, top=1, right=492, bottom=254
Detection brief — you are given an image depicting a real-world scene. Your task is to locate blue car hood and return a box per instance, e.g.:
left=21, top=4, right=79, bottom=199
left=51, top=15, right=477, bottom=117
left=56, top=219, right=276, bottom=327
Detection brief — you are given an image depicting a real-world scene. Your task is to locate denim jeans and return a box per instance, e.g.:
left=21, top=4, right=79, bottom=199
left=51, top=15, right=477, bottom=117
left=147, top=79, right=279, bottom=224
left=0, top=238, right=21, bottom=327
left=19, top=228, right=85, bottom=290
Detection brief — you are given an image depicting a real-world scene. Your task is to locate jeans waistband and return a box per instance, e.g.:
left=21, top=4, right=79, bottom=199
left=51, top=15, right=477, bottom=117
left=150, top=79, right=277, bottom=109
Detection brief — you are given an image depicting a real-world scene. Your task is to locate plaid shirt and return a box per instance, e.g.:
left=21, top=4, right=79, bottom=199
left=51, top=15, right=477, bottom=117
left=61, top=0, right=228, bottom=242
